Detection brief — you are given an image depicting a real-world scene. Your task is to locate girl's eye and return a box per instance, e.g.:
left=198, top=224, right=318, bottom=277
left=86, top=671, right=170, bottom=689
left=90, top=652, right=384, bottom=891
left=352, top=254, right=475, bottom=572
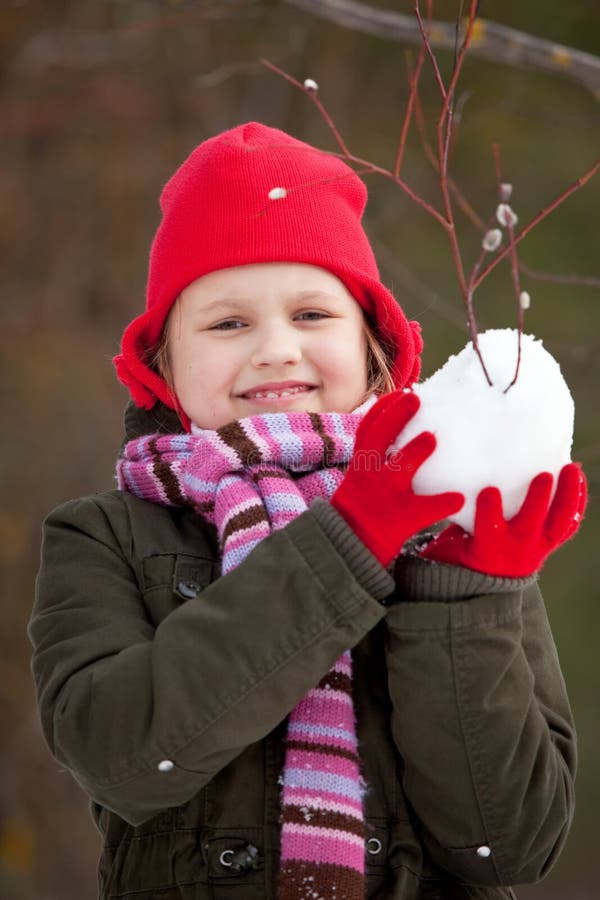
left=296, top=311, right=330, bottom=321
left=210, top=319, right=245, bottom=331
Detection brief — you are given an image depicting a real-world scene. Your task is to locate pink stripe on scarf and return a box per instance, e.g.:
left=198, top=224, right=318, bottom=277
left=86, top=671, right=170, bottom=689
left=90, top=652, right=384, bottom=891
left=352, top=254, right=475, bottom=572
left=290, top=694, right=354, bottom=728
left=280, top=826, right=365, bottom=869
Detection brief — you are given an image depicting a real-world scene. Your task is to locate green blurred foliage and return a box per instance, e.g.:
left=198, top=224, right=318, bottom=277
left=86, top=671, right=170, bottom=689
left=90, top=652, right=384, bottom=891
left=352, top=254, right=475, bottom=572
left=0, top=1, right=598, bottom=897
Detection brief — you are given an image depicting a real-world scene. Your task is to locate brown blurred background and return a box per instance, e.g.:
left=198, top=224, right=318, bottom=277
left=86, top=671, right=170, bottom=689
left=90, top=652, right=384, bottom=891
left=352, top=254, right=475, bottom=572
left=1, top=1, right=599, bottom=898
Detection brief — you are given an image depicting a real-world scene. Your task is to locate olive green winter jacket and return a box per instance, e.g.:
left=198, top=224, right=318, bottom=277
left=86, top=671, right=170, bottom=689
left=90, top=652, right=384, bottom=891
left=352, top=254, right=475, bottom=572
left=29, top=404, right=576, bottom=900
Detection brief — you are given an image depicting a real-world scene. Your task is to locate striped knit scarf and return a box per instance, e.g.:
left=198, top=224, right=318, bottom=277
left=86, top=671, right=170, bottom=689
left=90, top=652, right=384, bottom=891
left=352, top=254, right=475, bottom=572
left=117, top=399, right=376, bottom=900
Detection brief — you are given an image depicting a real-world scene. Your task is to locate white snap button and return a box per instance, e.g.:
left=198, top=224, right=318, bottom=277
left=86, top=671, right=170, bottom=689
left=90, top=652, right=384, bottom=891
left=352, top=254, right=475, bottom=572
left=476, top=845, right=491, bottom=858
left=157, top=759, right=174, bottom=772
left=367, top=837, right=382, bottom=855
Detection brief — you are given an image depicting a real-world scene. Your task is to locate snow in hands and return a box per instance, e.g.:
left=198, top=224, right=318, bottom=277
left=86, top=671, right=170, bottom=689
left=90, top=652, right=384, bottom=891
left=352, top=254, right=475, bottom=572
left=391, top=329, right=574, bottom=534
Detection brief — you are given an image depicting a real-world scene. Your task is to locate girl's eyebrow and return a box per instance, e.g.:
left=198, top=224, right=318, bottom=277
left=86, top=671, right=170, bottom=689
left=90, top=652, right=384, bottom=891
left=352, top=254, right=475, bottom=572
left=199, top=298, right=250, bottom=314
left=294, top=290, right=344, bottom=303
left=198, top=290, right=344, bottom=315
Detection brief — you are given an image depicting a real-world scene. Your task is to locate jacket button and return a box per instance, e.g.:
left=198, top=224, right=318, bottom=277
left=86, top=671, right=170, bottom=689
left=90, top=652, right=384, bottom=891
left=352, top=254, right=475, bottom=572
left=157, top=759, right=175, bottom=772
left=367, top=837, right=382, bottom=855
left=477, top=845, right=491, bottom=858
left=177, top=580, right=201, bottom=599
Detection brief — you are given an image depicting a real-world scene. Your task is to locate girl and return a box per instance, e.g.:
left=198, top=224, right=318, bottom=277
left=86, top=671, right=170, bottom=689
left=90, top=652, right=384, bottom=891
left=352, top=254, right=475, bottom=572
left=30, top=122, right=585, bottom=900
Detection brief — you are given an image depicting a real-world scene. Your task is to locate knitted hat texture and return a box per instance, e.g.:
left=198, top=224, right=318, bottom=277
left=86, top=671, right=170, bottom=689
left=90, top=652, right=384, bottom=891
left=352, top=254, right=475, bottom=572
left=113, top=122, right=422, bottom=413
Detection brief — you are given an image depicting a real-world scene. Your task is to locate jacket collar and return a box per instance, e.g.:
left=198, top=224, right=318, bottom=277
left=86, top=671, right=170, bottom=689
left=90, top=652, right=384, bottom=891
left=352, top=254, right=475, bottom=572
left=123, top=401, right=185, bottom=441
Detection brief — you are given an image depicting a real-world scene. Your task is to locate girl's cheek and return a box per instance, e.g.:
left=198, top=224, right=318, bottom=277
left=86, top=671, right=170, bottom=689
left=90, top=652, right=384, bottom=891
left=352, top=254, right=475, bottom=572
left=322, top=340, right=358, bottom=368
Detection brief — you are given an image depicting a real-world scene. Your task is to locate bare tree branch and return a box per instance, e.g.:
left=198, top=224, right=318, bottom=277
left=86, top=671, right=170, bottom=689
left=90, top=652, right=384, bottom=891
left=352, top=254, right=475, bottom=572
left=263, top=0, right=600, bottom=385
left=11, top=4, right=260, bottom=73
left=12, top=1, right=600, bottom=99
left=284, top=0, right=600, bottom=100
left=193, top=61, right=264, bottom=89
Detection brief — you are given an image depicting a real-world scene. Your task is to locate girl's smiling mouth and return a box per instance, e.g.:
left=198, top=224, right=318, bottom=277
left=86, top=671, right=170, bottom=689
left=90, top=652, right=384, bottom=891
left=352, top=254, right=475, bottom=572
left=239, top=382, right=317, bottom=401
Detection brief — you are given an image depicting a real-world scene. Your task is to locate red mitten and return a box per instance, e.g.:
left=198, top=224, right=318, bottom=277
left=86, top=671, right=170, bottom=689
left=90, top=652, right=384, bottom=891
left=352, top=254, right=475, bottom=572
left=331, top=391, right=464, bottom=567
left=421, top=463, right=587, bottom=577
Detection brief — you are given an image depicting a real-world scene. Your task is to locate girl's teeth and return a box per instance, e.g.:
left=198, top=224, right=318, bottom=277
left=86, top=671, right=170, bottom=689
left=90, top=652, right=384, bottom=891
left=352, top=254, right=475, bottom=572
left=248, top=386, right=310, bottom=399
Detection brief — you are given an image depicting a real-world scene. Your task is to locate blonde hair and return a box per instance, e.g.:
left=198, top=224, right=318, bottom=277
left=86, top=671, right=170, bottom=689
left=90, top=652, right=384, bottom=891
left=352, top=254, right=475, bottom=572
left=149, top=303, right=396, bottom=402
left=363, top=317, right=396, bottom=396
left=150, top=326, right=175, bottom=398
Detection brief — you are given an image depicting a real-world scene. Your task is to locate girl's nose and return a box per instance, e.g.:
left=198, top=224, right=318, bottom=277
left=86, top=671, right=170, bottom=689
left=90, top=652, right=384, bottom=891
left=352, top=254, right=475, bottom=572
left=250, top=326, right=302, bottom=368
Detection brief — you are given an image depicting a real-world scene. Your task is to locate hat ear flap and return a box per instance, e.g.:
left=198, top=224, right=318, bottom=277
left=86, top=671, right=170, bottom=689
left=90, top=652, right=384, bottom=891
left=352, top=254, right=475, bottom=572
left=407, top=320, right=423, bottom=385
left=113, top=353, right=156, bottom=409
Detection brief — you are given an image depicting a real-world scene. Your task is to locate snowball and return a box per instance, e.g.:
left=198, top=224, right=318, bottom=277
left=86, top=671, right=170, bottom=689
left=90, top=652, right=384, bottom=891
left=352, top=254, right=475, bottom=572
left=391, top=329, right=574, bottom=533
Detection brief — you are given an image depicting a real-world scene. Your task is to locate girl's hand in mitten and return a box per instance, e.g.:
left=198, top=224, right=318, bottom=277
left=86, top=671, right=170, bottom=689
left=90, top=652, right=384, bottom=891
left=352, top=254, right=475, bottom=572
left=331, top=391, right=464, bottom=568
left=420, top=462, right=587, bottom=577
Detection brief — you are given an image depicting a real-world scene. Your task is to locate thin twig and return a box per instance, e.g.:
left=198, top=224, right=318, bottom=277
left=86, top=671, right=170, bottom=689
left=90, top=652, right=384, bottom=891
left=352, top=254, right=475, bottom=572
left=493, top=144, right=524, bottom=391
left=260, top=58, right=449, bottom=227
left=473, top=157, right=600, bottom=290
left=439, top=0, right=478, bottom=177
left=412, top=83, right=483, bottom=226
left=519, top=264, right=600, bottom=289
left=260, top=59, right=352, bottom=157
left=414, top=2, right=447, bottom=100
left=415, top=0, right=492, bottom=384
left=283, top=0, right=600, bottom=100
left=412, top=89, right=600, bottom=288
left=395, top=48, right=426, bottom=179
left=467, top=210, right=498, bottom=294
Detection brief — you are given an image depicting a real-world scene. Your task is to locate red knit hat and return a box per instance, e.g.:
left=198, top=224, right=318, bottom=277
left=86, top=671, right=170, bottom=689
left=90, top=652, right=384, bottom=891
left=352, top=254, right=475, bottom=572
left=114, top=122, right=422, bottom=420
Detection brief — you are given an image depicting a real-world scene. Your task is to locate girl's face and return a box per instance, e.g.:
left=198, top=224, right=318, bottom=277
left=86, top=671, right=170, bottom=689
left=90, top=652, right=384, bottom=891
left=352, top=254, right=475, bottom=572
left=167, top=262, right=369, bottom=429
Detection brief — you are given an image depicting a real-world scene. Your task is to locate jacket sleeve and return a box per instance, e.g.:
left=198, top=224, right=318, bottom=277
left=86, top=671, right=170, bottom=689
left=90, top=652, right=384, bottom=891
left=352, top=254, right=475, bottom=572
left=30, top=494, right=392, bottom=826
left=386, top=555, right=576, bottom=886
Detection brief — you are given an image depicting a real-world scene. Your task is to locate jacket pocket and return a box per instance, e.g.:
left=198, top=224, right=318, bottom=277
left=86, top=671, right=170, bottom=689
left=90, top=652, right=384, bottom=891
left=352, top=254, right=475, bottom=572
left=99, top=821, right=202, bottom=898
left=173, top=554, right=216, bottom=601
left=140, top=553, right=216, bottom=625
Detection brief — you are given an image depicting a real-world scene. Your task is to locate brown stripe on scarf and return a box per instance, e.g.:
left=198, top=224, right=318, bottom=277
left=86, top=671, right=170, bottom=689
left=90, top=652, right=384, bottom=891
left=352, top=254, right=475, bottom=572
left=285, top=739, right=358, bottom=764
left=221, top=504, right=269, bottom=544
left=149, top=437, right=187, bottom=506
left=279, top=862, right=365, bottom=900
left=318, top=670, right=352, bottom=694
left=251, top=468, right=293, bottom=481
left=309, top=412, right=337, bottom=467
left=283, top=805, right=365, bottom=836
left=217, top=420, right=262, bottom=467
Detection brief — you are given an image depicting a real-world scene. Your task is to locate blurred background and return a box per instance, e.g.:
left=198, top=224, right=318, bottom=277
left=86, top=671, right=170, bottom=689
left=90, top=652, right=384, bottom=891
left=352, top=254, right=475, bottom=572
left=1, top=1, right=598, bottom=897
